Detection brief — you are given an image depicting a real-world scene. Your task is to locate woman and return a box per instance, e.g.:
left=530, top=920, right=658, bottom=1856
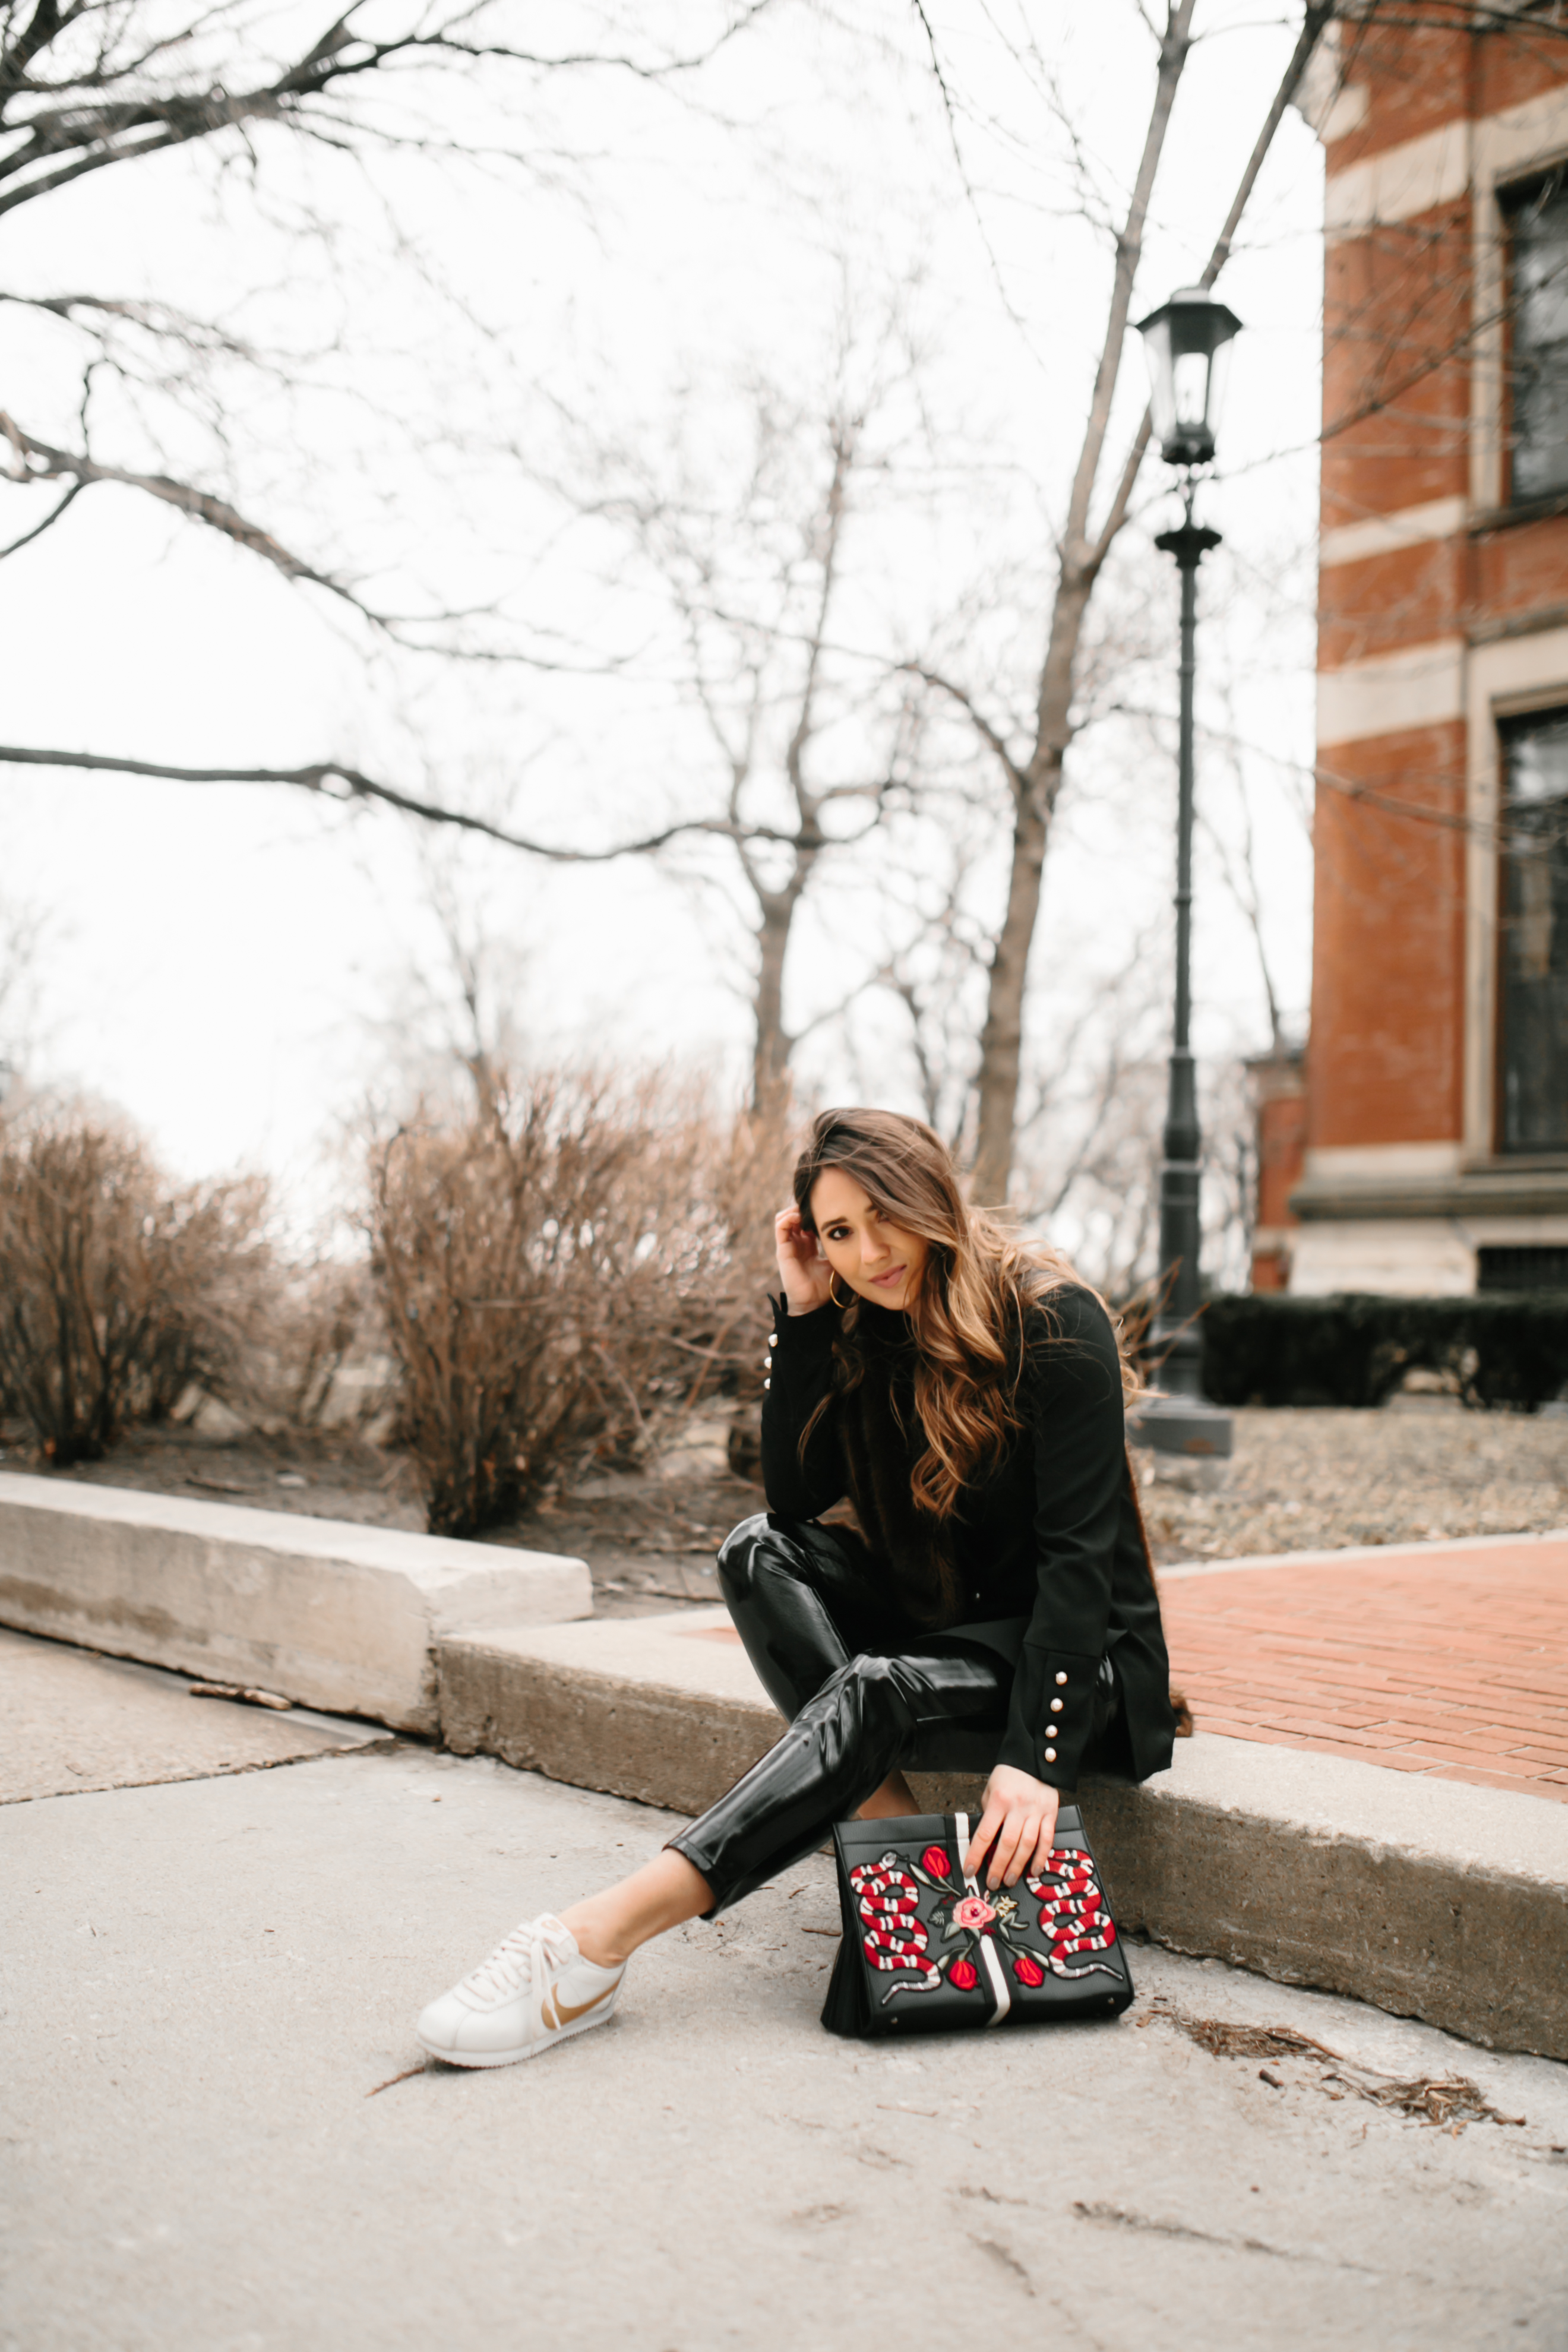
left=415, top=1107, right=1179, bottom=2068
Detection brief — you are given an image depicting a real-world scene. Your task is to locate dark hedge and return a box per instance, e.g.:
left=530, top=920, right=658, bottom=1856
left=1196, top=1291, right=1568, bottom=1411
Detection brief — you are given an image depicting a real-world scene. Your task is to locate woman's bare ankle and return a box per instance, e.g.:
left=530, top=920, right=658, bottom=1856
left=857, top=1770, right=917, bottom=1821
left=559, top=1849, right=713, bottom=1970
left=559, top=1902, right=628, bottom=1970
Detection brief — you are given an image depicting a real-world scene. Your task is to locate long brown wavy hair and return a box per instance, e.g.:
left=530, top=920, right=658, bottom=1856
left=794, top=1107, right=1131, bottom=1520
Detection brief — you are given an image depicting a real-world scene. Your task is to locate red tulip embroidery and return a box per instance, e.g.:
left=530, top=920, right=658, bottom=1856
left=1013, top=1952, right=1045, bottom=1988
left=949, top=1958, right=978, bottom=1991
left=921, top=1844, right=951, bottom=1880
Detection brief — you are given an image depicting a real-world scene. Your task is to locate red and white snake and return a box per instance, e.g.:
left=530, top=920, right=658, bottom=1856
left=1028, top=1854, right=1120, bottom=1972
left=849, top=1857, right=941, bottom=1997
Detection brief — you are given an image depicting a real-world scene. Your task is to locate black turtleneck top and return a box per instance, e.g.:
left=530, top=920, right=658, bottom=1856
left=759, top=1282, right=1176, bottom=1793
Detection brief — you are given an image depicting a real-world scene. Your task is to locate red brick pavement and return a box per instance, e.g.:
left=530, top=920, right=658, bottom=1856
left=1161, top=1535, right=1568, bottom=1803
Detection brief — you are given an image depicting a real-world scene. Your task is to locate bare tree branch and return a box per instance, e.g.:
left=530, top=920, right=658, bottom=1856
left=0, top=406, right=632, bottom=671
left=898, top=660, right=1029, bottom=789
left=0, top=4, right=776, bottom=218
left=0, top=473, right=81, bottom=555
left=1197, top=1, right=1336, bottom=292
left=0, top=742, right=808, bottom=859
left=0, top=408, right=364, bottom=595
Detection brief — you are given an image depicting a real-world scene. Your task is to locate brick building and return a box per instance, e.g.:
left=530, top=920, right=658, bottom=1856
left=1274, top=6, right=1568, bottom=1296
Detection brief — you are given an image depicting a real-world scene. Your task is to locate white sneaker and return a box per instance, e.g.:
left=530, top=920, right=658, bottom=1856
left=416, top=1913, right=625, bottom=2068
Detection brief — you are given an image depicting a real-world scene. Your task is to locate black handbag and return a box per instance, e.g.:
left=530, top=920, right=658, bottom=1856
left=820, top=1804, right=1134, bottom=2038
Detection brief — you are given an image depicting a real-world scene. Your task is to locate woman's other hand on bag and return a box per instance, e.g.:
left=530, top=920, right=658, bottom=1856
left=774, top=1202, right=833, bottom=1316
left=966, top=1765, right=1061, bottom=1889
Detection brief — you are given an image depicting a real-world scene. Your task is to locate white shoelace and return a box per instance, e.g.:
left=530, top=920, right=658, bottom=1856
left=461, top=1916, right=573, bottom=2004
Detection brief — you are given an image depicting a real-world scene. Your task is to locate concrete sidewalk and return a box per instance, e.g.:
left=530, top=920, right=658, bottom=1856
left=4, top=1642, right=1568, bottom=2352
left=0, top=1626, right=391, bottom=1803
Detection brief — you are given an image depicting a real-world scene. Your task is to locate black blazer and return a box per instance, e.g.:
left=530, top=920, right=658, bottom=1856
left=760, top=1282, right=1177, bottom=1793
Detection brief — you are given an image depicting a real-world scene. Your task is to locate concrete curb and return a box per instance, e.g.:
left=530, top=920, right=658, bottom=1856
left=1080, top=1744, right=1568, bottom=2063
left=0, top=1472, right=592, bottom=1733
left=440, top=1642, right=774, bottom=1816
left=437, top=1607, right=1568, bottom=2063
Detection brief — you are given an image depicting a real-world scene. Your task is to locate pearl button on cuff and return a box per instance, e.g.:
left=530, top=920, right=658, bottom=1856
left=1044, top=1748, right=1057, bottom=1763
left=1050, top=1699, right=1063, bottom=1712
left=763, top=1379, right=770, bottom=1390
left=769, top=1332, right=778, bottom=1344
left=1055, top=1672, right=1068, bottom=1686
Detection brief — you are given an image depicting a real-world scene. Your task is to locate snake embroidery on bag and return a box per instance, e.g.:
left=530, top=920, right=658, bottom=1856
left=1025, top=1849, right=1121, bottom=1980
left=851, top=1841, right=1120, bottom=2008
left=849, top=1855, right=941, bottom=2002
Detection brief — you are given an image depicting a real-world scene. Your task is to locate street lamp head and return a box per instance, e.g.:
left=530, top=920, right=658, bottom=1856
left=1134, top=286, right=1243, bottom=468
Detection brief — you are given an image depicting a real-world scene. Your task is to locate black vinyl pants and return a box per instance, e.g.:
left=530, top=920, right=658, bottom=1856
left=666, top=1513, right=1013, bottom=1915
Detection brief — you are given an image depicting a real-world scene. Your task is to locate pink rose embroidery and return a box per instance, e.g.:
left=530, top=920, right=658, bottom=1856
left=952, top=1895, right=996, bottom=1931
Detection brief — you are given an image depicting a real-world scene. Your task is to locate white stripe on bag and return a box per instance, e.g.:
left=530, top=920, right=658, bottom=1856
left=954, top=1810, right=1011, bottom=2027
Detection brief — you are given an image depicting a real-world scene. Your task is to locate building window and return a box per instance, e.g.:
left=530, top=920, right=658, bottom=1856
left=1498, top=707, right=1568, bottom=1153
left=1477, top=1244, right=1568, bottom=1292
left=1505, top=172, right=1568, bottom=503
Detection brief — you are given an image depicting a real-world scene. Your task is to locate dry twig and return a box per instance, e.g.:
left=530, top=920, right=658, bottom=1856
left=1154, top=2006, right=1526, bottom=2132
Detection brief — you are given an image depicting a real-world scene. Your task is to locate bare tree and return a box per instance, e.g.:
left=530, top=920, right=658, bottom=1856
left=7, top=0, right=1557, bottom=1022
left=565, top=332, right=939, bottom=1113
left=0, top=2, right=1329, bottom=1128
left=859, top=832, right=996, bottom=1149
left=361, top=814, right=536, bottom=1117
left=909, top=0, right=1336, bottom=1202
left=0, top=881, right=52, bottom=1114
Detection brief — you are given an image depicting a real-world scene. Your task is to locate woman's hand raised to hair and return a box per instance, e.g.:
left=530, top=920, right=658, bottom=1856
left=774, top=1203, right=834, bottom=1317
left=965, top=1765, right=1060, bottom=1891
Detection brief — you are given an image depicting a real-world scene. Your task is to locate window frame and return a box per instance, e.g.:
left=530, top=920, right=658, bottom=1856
left=1501, top=165, right=1568, bottom=508
left=1494, top=701, right=1568, bottom=1157
left=1462, top=639, right=1568, bottom=1168
left=1468, top=99, right=1568, bottom=521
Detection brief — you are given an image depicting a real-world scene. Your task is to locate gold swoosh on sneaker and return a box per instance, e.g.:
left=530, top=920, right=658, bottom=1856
left=543, top=1983, right=616, bottom=2032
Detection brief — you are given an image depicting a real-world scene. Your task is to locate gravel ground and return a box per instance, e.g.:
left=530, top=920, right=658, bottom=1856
left=15, top=1399, right=1566, bottom=1604
left=1139, top=1401, right=1568, bottom=1564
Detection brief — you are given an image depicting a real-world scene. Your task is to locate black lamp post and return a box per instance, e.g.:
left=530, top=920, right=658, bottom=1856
left=1130, top=286, right=1241, bottom=1465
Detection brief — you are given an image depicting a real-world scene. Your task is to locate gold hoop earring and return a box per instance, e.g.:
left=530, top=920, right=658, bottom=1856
left=829, top=1273, right=855, bottom=1310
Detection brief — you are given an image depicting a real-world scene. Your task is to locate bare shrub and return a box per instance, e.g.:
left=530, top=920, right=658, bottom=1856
left=652, top=1099, right=794, bottom=1408
left=225, top=1258, right=394, bottom=1437
left=0, top=1109, right=272, bottom=1466
left=366, top=1072, right=792, bottom=1537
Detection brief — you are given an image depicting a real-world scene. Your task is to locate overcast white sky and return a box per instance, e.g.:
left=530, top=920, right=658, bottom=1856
left=1, top=0, right=1326, bottom=1221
